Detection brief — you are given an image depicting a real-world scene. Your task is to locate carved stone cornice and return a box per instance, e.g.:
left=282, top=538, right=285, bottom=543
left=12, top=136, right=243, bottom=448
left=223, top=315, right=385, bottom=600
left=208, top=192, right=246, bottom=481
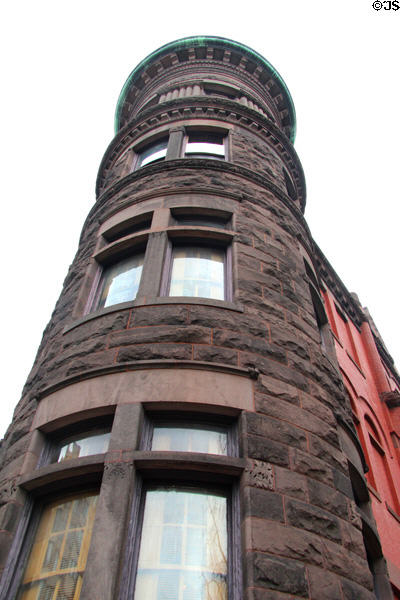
left=314, top=243, right=365, bottom=329
left=115, top=38, right=296, bottom=140
left=381, top=390, right=400, bottom=408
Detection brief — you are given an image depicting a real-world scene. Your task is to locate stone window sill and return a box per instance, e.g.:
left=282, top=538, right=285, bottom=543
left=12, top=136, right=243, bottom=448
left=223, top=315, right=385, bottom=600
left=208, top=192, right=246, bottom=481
left=133, top=450, right=245, bottom=479
left=19, top=454, right=106, bottom=493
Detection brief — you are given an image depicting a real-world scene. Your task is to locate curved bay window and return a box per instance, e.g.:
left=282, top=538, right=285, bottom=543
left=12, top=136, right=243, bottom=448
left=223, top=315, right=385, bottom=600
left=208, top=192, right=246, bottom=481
left=168, top=246, right=227, bottom=300
left=95, top=252, right=144, bottom=310
left=17, top=492, right=98, bottom=600
left=134, top=485, right=228, bottom=600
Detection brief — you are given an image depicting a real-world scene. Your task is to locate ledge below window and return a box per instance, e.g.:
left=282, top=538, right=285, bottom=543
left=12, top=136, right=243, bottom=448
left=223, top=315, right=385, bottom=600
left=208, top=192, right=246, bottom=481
left=63, top=297, right=244, bottom=334
left=133, top=450, right=245, bottom=480
left=18, top=454, right=106, bottom=493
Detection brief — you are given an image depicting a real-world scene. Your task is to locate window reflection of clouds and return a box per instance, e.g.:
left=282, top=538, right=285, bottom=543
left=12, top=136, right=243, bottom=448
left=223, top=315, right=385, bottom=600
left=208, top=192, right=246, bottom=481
left=169, top=247, right=225, bottom=300
left=152, top=426, right=228, bottom=455
left=135, top=488, right=227, bottom=600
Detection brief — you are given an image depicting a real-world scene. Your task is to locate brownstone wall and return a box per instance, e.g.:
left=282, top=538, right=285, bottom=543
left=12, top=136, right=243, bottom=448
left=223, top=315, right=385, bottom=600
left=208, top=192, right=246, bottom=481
left=0, top=38, right=379, bottom=600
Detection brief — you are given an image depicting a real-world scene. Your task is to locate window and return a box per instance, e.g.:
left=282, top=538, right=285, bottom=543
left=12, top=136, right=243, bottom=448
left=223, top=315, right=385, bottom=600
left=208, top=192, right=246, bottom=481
left=16, top=492, right=98, bottom=600
left=134, top=485, right=228, bottom=600
left=121, top=414, right=241, bottom=600
left=151, top=424, right=228, bottom=455
left=144, top=416, right=231, bottom=456
left=168, top=245, right=226, bottom=300
left=203, top=83, right=237, bottom=100
left=55, top=429, right=111, bottom=463
left=184, top=131, right=225, bottom=160
left=171, top=209, right=231, bottom=230
left=136, top=138, right=168, bottom=168
left=94, top=252, right=144, bottom=309
left=103, top=212, right=153, bottom=243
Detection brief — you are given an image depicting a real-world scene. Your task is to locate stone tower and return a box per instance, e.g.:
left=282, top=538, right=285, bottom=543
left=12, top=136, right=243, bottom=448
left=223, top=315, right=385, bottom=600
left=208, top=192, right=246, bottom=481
left=0, top=37, right=389, bottom=599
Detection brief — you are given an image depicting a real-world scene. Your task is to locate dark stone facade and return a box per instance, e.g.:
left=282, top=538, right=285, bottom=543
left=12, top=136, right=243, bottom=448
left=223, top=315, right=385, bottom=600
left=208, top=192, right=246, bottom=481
left=0, top=37, right=385, bottom=599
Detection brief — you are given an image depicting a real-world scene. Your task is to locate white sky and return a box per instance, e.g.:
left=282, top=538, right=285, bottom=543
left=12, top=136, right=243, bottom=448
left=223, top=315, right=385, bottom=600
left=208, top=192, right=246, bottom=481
left=1, top=0, right=399, bottom=438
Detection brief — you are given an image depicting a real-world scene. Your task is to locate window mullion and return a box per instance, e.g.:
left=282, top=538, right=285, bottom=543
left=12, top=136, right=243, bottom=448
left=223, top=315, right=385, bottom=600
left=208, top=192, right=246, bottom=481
left=137, top=231, right=168, bottom=300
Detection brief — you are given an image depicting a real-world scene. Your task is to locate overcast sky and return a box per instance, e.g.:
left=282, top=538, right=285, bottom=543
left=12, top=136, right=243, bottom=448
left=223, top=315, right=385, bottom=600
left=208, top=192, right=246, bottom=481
left=1, top=0, right=399, bottom=437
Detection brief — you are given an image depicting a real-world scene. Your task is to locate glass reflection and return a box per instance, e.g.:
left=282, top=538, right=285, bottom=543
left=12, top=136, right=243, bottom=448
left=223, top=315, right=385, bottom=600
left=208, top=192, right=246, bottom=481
left=57, top=431, right=110, bottom=463
left=169, top=247, right=225, bottom=300
left=138, top=140, right=168, bottom=167
left=97, top=254, right=144, bottom=309
left=152, top=425, right=228, bottom=455
left=134, top=487, right=227, bottom=600
left=17, top=493, right=98, bottom=600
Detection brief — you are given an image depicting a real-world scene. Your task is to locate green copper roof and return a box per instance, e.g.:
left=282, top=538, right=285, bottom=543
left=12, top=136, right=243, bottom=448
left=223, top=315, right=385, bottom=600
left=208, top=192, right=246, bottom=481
left=114, top=36, right=296, bottom=142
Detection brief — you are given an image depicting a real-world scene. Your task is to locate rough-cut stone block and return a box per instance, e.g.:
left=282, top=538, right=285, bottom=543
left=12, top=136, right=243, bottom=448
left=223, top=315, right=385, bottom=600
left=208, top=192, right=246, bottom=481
left=246, top=435, right=290, bottom=467
left=308, top=433, right=347, bottom=471
left=246, top=412, right=307, bottom=451
left=322, top=539, right=373, bottom=589
left=340, top=520, right=366, bottom=559
left=130, top=305, right=188, bottom=326
left=290, top=447, right=334, bottom=485
left=300, top=392, right=336, bottom=425
left=269, top=325, right=310, bottom=360
left=256, top=374, right=300, bottom=405
left=116, top=343, right=193, bottom=362
left=244, top=518, right=324, bottom=567
left=285, top=497, right=342, bottom=542
left=240, top=353, right=309, bottom=392
left=242, top=487, right=284, bottom=522
left=109, top=325, right=211, bottom=347
left=213, top=329, right=286, bottom=362
left=340, top=577, right=376, bottom=600
left=274, top=466, right=308, bottom=500
left=332, top=468, right=354, bottom=499
left=307, top=478, right=348, bottom=519
left=62, top=311, right=130, bottom=348
left=256, top=393, right=339, bottom=447
left=307, top=565, right=342, bottom=599
left=65, top=349, right=117, bottom=376
left=247, top=552, right=308, bottom=597
left=193, top=345, right=238, bottom=364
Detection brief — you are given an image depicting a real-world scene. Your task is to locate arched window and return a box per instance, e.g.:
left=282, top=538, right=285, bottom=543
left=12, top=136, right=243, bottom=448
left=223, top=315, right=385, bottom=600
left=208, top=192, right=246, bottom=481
left=364, top=415, right=398, bottom=510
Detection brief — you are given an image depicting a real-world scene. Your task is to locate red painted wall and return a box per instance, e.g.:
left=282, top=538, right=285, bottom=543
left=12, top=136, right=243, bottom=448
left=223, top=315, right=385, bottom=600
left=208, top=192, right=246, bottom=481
left=323, top=288, right=400, bottom=595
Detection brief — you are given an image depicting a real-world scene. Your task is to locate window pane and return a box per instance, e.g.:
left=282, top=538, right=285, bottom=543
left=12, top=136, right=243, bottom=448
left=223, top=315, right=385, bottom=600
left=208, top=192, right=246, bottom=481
left=138, top=140, right=168, bottom=167
left=17, top=492, right=98, bottom=600
left=152, top=425, right=228, bottom=455
left=57, top=431, right=110, bottom=463
left=169, top=247, right=225, bottom=300
left=134, top=487, right=227, bottom=600
left=185, top=142, right=225, bottom=158
left=185, top=133, right=225, bottom=159
left=97, top=254, right=144, bottom=309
